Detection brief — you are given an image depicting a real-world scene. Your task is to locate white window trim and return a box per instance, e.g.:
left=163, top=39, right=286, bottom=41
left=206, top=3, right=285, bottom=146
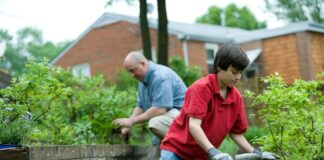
left=205, top=43, right=219, bottom=64
left=71, top=62, right=91, bottom=77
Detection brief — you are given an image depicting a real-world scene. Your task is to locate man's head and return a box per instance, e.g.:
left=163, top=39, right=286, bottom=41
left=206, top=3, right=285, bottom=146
left=123, top=51, right=149, bottom=81
left=213, top=43, right=250, bottom=88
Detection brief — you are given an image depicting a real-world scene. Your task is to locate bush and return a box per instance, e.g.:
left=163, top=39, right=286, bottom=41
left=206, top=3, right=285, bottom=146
left=169, top=56, right=203, bottom=86
left=244, top=72, right=324, bottom=160
left=219, top=136, right=238, bottom=157
left=115, top=69, right=137, bottom=91
left=244, top=126, right=269, bottom=144
left=0, top=60, right=148, bottom=145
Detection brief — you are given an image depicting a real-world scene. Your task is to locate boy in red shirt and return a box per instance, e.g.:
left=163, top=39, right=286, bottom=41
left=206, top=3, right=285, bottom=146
left=160, top=44, right=279, bottom=160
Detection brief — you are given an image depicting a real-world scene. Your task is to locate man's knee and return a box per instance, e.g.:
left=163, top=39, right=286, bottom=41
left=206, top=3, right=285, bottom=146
left=148, top=116, right=162, bottom=129
left=148, top=116, right=168, bottom=138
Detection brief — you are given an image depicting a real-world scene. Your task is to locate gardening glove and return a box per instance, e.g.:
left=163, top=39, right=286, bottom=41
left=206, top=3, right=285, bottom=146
left=208, top=147, right=233, bottom=160
left=253, top=149, right=280, bottom=160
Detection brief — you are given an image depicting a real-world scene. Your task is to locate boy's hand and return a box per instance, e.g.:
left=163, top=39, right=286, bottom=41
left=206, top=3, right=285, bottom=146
left=208, top=147, right=233, bottom=160
left=254, top=149, right=280, bottom=159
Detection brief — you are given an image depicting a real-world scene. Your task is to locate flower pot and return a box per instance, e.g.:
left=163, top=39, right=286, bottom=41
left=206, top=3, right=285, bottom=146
left=0, top=144, right=20, bottom=150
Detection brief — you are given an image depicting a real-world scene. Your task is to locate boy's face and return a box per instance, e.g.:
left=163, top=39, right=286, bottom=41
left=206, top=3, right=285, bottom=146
left=218, top=65, right=243, bottom=88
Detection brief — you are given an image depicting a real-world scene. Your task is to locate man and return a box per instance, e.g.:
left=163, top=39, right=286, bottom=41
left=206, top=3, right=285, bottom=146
left=160, top=44, right=279, bottom=160
left=112, top=51, right=187, bottom=146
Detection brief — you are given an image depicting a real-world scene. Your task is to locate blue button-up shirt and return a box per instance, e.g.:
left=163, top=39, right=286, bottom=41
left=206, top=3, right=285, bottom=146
left=136, top=61, right=187, bottom=111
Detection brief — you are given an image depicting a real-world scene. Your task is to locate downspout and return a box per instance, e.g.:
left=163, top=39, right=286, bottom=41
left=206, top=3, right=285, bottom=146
left=181, top=35, right=189, bottom=67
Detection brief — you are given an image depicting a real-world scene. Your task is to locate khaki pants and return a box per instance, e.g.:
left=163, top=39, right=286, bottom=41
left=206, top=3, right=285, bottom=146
left=148, top=108, right=180, bottom=135
left=147, top=109, right=180, bottom=160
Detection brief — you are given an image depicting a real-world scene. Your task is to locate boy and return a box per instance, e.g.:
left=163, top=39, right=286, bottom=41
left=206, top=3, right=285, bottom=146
left=160, top=44, right=279, bottom=160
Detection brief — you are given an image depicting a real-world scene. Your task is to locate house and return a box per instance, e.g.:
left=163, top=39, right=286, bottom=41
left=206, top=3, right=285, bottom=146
left=51, top=12, right=324, bottom=84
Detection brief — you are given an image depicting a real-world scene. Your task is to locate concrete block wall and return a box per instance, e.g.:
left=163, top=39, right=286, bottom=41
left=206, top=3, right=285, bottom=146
left=28, top=145, right=150, bottom=160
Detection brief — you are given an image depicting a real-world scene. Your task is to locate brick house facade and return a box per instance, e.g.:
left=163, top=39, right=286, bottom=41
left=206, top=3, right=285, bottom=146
left=52, top=13, right=324, bottom=84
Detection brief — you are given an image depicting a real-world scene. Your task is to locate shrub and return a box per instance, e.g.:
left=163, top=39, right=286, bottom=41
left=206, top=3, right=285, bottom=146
left=219, top=136, right=238, bottom=157
left=244, top=126, right=269, bottom=144
left=115, top=69, right=137, bottom=91
left=244, top=72, right=324, bottom=160
left=0, top=60, right=147, bottom=145
left=169, top=56, right=203, bottom=86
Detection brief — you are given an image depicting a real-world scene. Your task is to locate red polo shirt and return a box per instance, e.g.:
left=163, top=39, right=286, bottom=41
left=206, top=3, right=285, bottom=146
left=160, top=74, right=248, bottom=160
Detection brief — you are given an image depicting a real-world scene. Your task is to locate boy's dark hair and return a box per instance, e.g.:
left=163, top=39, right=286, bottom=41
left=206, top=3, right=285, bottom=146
left=213, top=43, right=250, bottom=73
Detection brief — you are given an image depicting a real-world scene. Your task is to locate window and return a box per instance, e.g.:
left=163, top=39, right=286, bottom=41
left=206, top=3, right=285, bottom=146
left=71, top=63, right=91, bottom=77
left=205, top=43, right=219, bottom=73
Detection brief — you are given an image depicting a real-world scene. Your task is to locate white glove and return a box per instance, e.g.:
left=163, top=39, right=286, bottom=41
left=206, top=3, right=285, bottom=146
left=254, top=149, right=280, bottom=159
left=208, top=147, right=233, bottom=160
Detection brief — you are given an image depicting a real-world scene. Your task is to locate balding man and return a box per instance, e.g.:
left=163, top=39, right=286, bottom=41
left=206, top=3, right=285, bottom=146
left=113, top=51, right=187, bottom=151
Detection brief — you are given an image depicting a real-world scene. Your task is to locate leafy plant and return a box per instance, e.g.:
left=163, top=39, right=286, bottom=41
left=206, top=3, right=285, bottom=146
left=0, top=60, right=149, bottom=145
left=244, top=126, right=269, bottom=144
left=219, top=136, right=238, bottom=157
left=0, top=59, right=71, bottom=145
left=115, top=69, right=137, bottom=91
left=169, top=56, right=203, bottom=86
left=244, top=72, right=324, bottom=160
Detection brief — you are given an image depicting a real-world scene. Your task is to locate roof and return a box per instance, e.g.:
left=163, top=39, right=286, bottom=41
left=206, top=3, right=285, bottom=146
left=51, top=12, right=248, bottom=65
left=51, top=12, right=324, bottom=65
left=234, top=22, right=324, bottom=43
left=93, top=12, right=249, bottom=43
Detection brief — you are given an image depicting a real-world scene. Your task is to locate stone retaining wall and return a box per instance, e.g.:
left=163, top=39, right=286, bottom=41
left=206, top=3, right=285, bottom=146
left=1, top=145, right=152, bottom=160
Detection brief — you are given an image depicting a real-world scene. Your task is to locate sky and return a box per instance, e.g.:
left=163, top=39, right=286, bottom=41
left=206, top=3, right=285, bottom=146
left=0, top=0, right=285, bottom=43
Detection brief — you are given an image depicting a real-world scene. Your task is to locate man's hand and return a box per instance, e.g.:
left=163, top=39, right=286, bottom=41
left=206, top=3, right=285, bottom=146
left=112, top=118, right=134, bottom=128
left=120, top=127, right=131, bottom=135
left=254, top=149, right=280, bottom=159
left=208, top=147, right=233, bottom=160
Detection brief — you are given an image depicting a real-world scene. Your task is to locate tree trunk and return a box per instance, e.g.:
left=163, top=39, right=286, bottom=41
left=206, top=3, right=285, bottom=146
left=157, top=0, right=168, bottom=66
left=139, top=0, right=152, bottom=60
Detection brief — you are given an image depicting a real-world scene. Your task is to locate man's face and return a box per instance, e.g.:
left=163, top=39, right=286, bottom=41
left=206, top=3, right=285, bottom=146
left=218, top=65, right=243, bottom=88
left=124, top=60, right=146, bottom=81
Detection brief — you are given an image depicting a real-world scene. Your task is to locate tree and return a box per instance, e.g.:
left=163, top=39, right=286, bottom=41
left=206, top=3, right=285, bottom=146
left=139, top=0, right=152, bottom=60
left=17, top=27, right=70, bottom=61
left=157, top=0, right=168, bottom=65
left=107, top=0, right=152, bottom=60
left=265, top=0, right=324, bottom=23
left=0, top=27, right=70, bottom=75
left=0, top=29, right=27, bottom=75
left=196, top=4, right=267, bottom=30
left=107, top=0, right=169, bottom=66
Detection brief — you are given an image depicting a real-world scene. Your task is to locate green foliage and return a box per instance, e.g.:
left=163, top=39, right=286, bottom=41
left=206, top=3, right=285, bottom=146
left=169, top=56, right=203, bottom=86
left=244, top=73, right=324, bottom=160
left=196, top=3, right=267, bottom=30
left=0, top=27, right=70, bottom=76
left=265, top=0, right=324, bottom=23
left=0, top=59, right=71, bottom=144
left=0, top=117, right=30, bottom=144
left=219, top=136, right=238, bottom=157
left=0, top=60, right=145, bottom=145
left=115, top=69, right=137, bottom=90
left=244, top=126, right=269, bottom=144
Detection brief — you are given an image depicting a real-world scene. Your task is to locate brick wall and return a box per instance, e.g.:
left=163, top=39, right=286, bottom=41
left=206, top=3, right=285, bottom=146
left=187, top=40, right=208, bottom=74
left=262, top=34, right=301, bottom=83
left=54, top=21, right=207, bottom=81
left=55, top=21, right=144, bottom=81
left=310, top=32, right=324, bottom=77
